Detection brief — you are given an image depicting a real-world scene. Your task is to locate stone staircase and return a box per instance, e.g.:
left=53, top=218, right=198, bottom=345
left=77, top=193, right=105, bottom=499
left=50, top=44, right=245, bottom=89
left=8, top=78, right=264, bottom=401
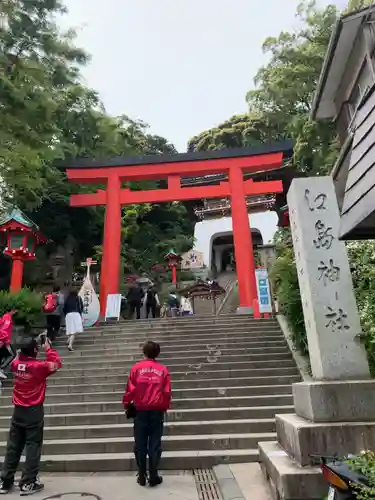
left=0, top=315, right=300, bottom=472
left=194, top=273, right=237, bottom=316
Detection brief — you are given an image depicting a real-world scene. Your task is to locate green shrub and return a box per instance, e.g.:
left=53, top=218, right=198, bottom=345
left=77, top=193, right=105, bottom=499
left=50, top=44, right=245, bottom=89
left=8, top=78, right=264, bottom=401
left=347, top=451, right=375, bottom=499
left=347, top=241, right=375, bottom=376
left=269, top=248, right=309, bottom=357
left=270, top=233, right=375, bottom=375
left=0, top=288, right=43, bottom=332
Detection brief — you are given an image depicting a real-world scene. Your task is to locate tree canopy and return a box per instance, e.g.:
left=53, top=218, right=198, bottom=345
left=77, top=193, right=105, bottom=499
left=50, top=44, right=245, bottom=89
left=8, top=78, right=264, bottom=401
left=0, top=0, right=195, bottom=286
left=188, top=0, right=372, bottom=174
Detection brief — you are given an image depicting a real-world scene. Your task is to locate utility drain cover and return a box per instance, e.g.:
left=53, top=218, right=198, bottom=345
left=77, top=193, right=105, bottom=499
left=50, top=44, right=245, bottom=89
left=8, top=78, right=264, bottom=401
left=193, top=469, right=222, bottom=500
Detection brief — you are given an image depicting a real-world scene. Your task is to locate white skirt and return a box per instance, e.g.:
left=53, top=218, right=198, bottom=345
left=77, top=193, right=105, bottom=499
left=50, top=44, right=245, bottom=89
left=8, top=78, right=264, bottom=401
left=65, top=312, right=83, bottom=336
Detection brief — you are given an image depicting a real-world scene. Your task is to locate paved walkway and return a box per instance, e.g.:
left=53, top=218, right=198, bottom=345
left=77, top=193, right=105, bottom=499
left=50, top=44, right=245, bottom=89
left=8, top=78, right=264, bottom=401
left=6, top=472, right=198, bottom=500
left=5, top=464, right=271, bottom=500
left=230, top=464, right=271, bottom=500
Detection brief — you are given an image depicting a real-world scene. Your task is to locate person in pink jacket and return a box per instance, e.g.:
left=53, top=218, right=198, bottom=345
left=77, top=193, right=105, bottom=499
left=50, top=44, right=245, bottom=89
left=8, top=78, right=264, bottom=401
left=0, top=310, right=16, bottom=379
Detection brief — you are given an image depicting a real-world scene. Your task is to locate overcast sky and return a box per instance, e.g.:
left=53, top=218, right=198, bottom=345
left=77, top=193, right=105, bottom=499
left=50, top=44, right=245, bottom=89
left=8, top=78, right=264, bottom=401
left=60, top=0, right=347, bottom=152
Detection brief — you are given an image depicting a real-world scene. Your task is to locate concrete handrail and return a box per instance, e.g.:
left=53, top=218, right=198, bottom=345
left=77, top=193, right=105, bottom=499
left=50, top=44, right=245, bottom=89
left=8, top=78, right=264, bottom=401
left=216, top=279, right=238, bottom=316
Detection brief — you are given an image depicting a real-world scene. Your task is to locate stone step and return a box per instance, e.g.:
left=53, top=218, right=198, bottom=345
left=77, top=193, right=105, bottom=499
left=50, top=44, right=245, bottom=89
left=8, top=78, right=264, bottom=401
left=0, top=405, right=294, bottom=426
left=54, top=359, right=296, bottom=378
left=53, top=349, right=293, bottom=370
left=0, top=384, right=293, bottom=404
left=0, top=432, right=276, bottom=456
left=69, top=325, right=279, bottom=339
left=52, top=331, right=284, bottom=348
left=0, top=313, right=299, bottom=472
left=52, top=329, right=283, bottom=345
left=99, top=319, right=277, bottom=328
left=53, top=325, right=282, bottom=340
left=53, top=337, right=287, bottom=354
left=91, top=316, right=277, bottom=328
left=56, top=345, right=290, bottom=361
left=45, top=366, right=299, bottom=386
left=0, top=418, right=277, bottom=441
left=58, top=351, right=293, bottom=369
left=1, top=375, right=300, bottom=395
left=0, top=449, right=260, bottom=472
left=73, top=318, right=278, bottom=330
left=53, top=339, right=290, bottom=362
left=0, top=394, right=293, bottom=416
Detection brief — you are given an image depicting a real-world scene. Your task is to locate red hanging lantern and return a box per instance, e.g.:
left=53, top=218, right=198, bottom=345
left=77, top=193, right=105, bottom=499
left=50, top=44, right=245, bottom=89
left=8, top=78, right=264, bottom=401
left=278, top=205, right=290, bottom=228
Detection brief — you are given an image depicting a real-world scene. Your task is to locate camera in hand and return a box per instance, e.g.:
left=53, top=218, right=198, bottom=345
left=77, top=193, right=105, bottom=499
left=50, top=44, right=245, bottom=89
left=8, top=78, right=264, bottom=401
left=126, top=402, right=136, bottom=419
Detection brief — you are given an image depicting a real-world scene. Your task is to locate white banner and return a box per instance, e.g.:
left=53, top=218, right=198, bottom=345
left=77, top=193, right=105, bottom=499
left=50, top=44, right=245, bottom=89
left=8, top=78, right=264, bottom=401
left=78, top=259, right=100, bottom=327
left=105, top=294, right=122, bottom=321
left=255, top=268, right=272, bottom=314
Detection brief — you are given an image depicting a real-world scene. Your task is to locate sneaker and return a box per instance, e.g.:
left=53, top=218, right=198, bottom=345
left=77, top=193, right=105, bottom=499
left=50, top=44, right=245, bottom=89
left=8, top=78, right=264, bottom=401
left=137, top=473, right=146, bottom=487
left=0, top=370, right=7, bottom=380
left=20, top=480, right=44, bottom=496
left=149, top=475, right=163, bottom=487
left=0, top=480, right=13, bottom=495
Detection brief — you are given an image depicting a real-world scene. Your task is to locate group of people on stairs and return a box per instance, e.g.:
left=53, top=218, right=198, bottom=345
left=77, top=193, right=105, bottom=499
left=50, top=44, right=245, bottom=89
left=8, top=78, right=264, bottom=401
left=0, top=285, right=84, bottom=380
left=126, top=283, right=193, bottom=319
left=43, top=287, right=84, bottom=352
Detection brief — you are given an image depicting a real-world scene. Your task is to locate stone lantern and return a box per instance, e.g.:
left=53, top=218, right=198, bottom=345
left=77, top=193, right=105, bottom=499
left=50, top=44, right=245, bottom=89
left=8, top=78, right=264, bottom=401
left=0, top=207, right=48, bottom=292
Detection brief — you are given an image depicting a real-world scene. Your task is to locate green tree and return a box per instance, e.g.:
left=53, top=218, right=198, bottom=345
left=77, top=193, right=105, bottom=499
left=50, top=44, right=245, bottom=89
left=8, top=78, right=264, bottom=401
left=0, top=0, right=196, bottom=286
left=188, top=1, right=341, bottom=174
left=188, top=112, right=287, bottom=152
left=345, top=0, right=373, bottom=14
left=246, top=1, right=340, bottom=174
left=0, top=0, right=88, bottom=208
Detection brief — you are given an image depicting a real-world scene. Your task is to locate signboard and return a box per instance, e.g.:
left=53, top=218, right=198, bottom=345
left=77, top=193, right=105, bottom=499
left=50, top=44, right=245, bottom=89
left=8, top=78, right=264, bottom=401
left=105, top=294, right=122, bottom=321
left=255, top=268, right=272, bottom=314
left=78, top=258, right=100, bottom=327
left=181, top=250, right=204, bottom=270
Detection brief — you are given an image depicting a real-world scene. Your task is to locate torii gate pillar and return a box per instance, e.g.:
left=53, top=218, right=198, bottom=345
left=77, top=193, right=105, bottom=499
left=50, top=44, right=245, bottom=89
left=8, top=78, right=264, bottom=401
left=100, top=174, right=122, bottom=315
left=229, top=166, right=258, bottom=313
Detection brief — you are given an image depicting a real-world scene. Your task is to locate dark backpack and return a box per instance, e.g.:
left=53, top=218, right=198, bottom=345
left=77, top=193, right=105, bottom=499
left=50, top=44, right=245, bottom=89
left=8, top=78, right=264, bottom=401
left=146, top=289, right=157, bottom=304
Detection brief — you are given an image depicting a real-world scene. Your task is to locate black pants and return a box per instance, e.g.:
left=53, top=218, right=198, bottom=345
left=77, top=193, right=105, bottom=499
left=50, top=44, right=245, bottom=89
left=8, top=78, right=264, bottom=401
left=1, top=405, right=44, bottom=486
left=129, top=301, right=141, bottom=320
left=46, top=315, right=61, bottom=341
left=134, top=410, right=164, bottom=478
left=146, top=303, right=156, bottom=319
left=0, top=345, right=15, bottom=370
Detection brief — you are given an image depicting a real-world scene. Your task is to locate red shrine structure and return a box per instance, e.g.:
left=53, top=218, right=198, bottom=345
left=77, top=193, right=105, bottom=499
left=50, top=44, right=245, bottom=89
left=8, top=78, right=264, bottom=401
left=61, top=142, right=293, bottom=317
left=164, top=249, right=182, bottom=285
left=0, top=207, right=48, bottom=292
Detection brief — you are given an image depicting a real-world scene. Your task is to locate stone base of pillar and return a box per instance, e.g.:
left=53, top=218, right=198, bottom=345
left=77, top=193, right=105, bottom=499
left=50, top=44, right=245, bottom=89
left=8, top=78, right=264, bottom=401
left=259, top=380, right=375, bottom=499
left=293, top=380, right=375, bottom=422
left=259, top=441, right=325, bottom=500
left=276, top=413, right=375, bottom=466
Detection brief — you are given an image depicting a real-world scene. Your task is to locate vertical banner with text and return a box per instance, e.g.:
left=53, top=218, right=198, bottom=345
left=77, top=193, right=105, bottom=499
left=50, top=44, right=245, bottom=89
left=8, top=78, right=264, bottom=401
left=255, top=268, right=272, bottom=314
left=78, top=258, right=100, bottom=327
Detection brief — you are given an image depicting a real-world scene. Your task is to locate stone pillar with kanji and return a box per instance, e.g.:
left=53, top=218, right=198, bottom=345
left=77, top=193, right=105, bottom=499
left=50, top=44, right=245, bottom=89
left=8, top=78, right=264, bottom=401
left=259, top=177, right=375, bottom=500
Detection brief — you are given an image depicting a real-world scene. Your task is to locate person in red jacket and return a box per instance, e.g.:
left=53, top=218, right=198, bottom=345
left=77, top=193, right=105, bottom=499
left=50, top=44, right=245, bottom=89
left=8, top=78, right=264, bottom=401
left=123, top=341, right=171, bottom=487
left=0, top=335, right=62, bottom=496
left=0, top=310, right=16, bottom=380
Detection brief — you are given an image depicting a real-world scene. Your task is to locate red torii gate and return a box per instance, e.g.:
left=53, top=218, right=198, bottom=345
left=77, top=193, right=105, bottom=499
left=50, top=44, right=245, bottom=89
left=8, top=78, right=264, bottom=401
left=62, top=143, right=291, bottom=318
